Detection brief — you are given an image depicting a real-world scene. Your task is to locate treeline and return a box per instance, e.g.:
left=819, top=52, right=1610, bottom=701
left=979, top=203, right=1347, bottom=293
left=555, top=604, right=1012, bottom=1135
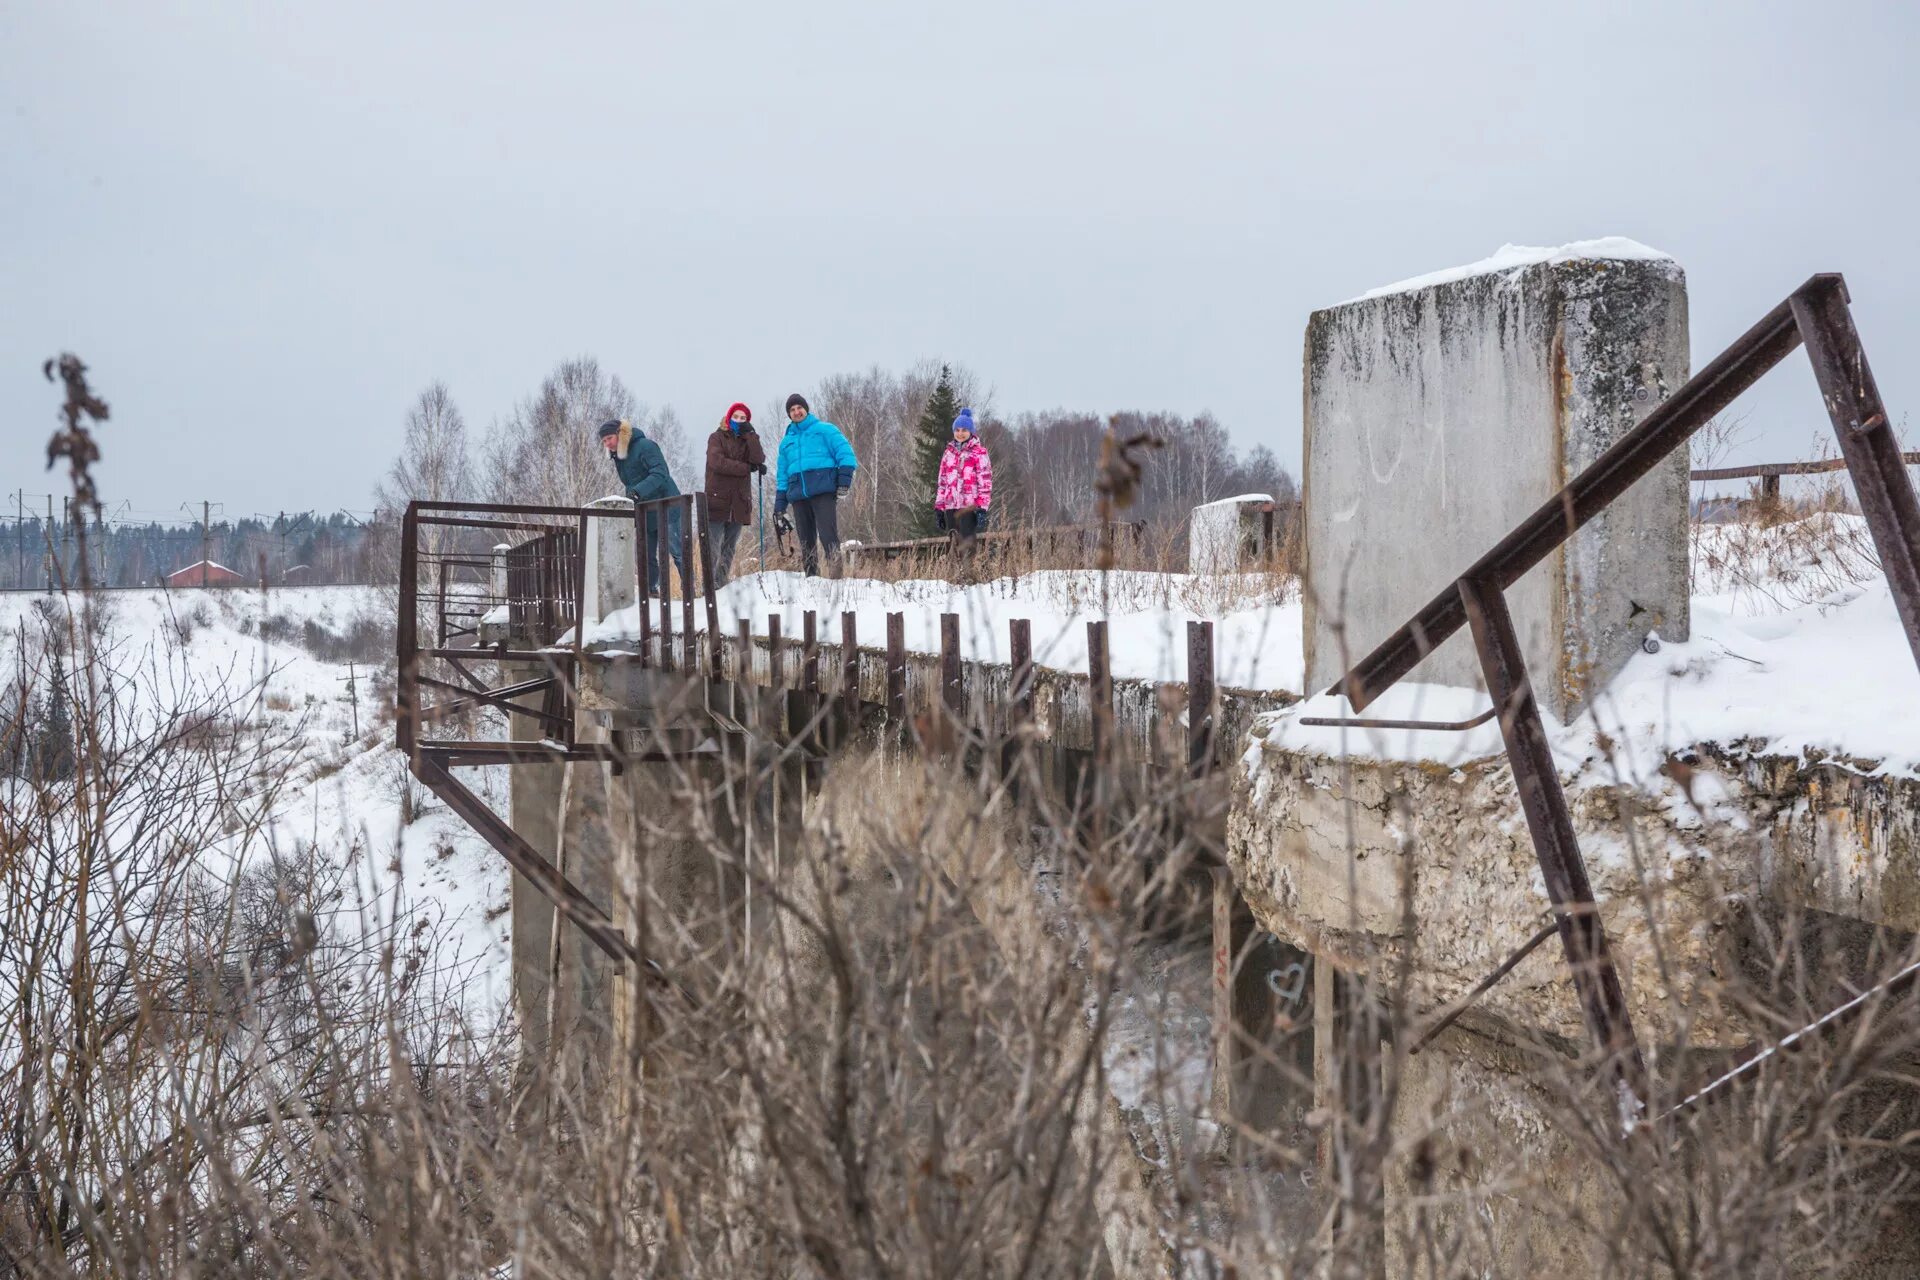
left=0, top=511, right=375, bottom=591
left=376, top=357, right=1296, bottom=549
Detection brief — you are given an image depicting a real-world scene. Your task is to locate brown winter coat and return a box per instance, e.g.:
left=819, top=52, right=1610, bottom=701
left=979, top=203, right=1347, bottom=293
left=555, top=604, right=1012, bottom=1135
left=704, top=423, right=766, bottom=525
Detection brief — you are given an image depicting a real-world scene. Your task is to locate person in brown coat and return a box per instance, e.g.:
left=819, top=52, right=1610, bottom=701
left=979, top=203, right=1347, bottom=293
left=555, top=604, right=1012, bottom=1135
left=704, top=401, right=767, bottom=584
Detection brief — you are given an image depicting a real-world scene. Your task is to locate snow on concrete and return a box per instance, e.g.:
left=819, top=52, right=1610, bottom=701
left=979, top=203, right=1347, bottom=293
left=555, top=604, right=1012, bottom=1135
left=1188, top=493, right=1272, bottom=576
left=1345, top=237, right=1677, bottom=304
left=583, top=569, right=1306, bottom=692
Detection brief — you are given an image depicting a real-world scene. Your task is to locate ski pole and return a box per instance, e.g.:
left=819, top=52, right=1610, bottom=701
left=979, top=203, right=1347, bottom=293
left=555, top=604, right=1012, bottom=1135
left=757, top=472, right=766, bottom=569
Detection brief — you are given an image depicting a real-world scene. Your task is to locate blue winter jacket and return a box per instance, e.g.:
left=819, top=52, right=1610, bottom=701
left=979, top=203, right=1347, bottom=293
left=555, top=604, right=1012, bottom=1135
left=773, top=414, right=858, bottom=513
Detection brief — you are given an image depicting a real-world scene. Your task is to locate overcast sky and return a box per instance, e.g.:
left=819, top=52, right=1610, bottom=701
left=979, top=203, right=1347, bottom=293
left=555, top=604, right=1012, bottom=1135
left=4, top=1, right=1917, bottom=522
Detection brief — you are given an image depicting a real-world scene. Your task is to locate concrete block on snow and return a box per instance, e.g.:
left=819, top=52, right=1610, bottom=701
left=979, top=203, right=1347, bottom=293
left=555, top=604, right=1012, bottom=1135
left=1302, top=240, right=1691, bottom=720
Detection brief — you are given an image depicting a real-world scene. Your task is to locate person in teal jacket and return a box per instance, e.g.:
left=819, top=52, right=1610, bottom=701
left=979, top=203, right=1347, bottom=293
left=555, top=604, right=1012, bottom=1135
left=773, top=393, right=857, bottom=576
left=598, top=419, right=685, bottom=594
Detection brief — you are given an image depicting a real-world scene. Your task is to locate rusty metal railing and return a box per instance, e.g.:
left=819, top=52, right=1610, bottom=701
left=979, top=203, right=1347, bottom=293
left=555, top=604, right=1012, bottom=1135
left=1326, top=273, right=1920, bottom=1111
left=395, top=495, right=721, bottom=764
left=841, top=520, right=1148, bottom=569
left=393, top=495, right=724, bottom=965
left=1691, top=450, right=1920, bottom=502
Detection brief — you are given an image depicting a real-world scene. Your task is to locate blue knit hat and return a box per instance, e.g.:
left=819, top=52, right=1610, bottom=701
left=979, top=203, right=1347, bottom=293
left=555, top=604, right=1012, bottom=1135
left=952, top=408, right=976, bottom=434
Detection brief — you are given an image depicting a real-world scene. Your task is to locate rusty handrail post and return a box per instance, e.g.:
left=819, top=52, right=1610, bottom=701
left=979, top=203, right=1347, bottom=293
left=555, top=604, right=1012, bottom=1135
left=803, top=609, right=819, bottom=751
left=768, top=613, right=784, bottom=738
left=736, top=617, right=754, bottom=728
left=1009, top=618, right=1034, bottom=728
left=940, top=612, right=962, bottom=728
left=697, top=494, right=721, bottom=674
left=803, top=610, right=819, bottom=694
left=569, top=512, right=588, bottom=748
left=1087, top=620, right=1111, bottom=768
left=885, top=612, right=906, bottom=729
left=839, top=611, right=858, bottom=743
left=680, top=495, right=696, bottom=658
left=397, top=504, right=420, bottom=762
left=634, top=499, right=652, bottom=668
left=435, top=557, right=449, bottom=648
left=1006, top=617, right=1034, bottom=789
left=656, top=500, right=675, bottom=672
left=1187, top=619, right=1215, bottom=778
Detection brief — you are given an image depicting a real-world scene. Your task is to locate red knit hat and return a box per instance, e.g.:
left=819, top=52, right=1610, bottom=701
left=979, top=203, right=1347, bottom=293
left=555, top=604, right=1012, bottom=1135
left=724, top=402, right=752, bottom=423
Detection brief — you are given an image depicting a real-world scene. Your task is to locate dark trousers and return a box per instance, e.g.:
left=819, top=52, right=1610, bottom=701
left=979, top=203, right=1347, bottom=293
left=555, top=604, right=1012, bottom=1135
left=711, top=520, right=746, bottom=585
left=950, top=509, right=981, bottom=543
left=789, top=492, right=840, bottom=577
left=641, top=506, right=687, bottom=595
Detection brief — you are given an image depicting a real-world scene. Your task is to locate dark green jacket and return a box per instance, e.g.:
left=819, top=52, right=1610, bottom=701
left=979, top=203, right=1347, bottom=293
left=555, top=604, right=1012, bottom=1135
left=612, top=430, right=680, bottom=503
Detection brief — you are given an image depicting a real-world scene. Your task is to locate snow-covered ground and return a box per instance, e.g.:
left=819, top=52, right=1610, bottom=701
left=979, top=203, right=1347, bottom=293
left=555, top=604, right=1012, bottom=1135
left=2, top=585, right=513, bottom=1014
left=587, top=569, right=1306, bottom=691
left=1267, top=514, right=1920, bottom=780
left=9, top=510, right=1905, bottom=1027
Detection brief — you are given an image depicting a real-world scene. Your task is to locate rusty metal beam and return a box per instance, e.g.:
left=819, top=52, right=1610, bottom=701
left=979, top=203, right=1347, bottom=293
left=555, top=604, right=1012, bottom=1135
left=1457, top=576, right=1646, bottom=1102
left=1791, top=275, right=1920, bottom=667
left=414, top=673, right=563, bottom=729
left=413, top=757, right=637, bottom=964
left=1187, top=620, right=1214, bottom=777
left=397, top=505, right=420, bottom=759
left=1689, top=451, right=1920, bottom=481
left=1407, top=920, right=1559, bottom=1055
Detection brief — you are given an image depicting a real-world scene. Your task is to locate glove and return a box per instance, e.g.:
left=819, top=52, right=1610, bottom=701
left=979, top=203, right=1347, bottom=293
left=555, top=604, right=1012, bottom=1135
left=934, top=509, right=947, bottom=532
left=836, top=485, right=850, bottom=497
left=976, top=507, right=989, bottom=531
left=775, top=514, right=793, bottom=537
left=753, top=464, right=767, bottom=476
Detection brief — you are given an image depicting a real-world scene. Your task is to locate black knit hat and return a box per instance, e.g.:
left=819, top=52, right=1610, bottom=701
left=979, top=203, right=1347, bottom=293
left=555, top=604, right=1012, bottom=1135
left=785, top=393, right=809, bottom=414
left=596, top=419, right=622, bottom=439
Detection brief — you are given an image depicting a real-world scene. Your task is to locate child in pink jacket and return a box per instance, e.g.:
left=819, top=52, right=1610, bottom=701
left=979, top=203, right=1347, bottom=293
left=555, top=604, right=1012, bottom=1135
left=934, top=408, right=994, bottom=543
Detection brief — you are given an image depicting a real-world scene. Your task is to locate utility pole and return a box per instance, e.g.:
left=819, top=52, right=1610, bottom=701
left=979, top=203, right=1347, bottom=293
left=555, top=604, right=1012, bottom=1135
left=44, top=495, right=52, bottom=594
left=339, top=661, right=361, bottom=738
left=14, top=490, right=23, bottom=590
left=202, top=500, right=212, bottom=588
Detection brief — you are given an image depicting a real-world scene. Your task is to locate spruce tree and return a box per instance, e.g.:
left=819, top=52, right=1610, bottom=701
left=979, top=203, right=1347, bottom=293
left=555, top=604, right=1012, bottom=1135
left=35, top=650, right=75, bottom=783
left=907, top=365, right=962, bottom=539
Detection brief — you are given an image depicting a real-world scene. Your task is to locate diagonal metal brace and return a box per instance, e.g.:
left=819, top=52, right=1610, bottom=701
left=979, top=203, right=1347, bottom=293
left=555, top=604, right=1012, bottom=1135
left=413, top=755, right=638, bottom=966
left=1791, top=275, right=1920, bottom=667
left=1458, top=576, right=1647, bottom=1103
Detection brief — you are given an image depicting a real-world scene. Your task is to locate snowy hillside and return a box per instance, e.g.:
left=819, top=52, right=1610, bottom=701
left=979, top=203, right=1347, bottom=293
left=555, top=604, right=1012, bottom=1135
left=1, top=585, right=513, bottom=1014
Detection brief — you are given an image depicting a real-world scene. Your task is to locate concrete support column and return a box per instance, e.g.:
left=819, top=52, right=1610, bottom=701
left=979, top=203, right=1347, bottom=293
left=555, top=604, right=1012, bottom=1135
left=505, top=660, right=564, bottom=1068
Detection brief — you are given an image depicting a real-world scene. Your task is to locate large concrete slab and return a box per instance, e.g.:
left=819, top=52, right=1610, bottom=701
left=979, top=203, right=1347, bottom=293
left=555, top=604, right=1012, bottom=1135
left=1302, top=242, right=1691, bottom=719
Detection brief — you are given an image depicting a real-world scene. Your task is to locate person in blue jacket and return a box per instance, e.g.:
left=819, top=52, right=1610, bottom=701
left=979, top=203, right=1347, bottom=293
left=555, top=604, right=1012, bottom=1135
left=598, top=418, right=685, bottom=594
left=773, top=393, right=857, bottom=576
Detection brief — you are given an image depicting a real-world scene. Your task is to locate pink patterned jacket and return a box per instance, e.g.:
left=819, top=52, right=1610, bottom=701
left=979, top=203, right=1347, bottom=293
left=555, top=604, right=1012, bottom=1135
left=935, top=440, right=993, bottom=511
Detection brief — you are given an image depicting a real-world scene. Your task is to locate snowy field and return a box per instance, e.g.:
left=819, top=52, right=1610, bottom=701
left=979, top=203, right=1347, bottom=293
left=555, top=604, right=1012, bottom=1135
left=2, top=585, right=514, bottom=1014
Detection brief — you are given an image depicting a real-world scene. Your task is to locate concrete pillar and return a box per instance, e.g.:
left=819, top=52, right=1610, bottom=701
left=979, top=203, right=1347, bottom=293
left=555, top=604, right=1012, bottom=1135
left=581, top=495, right=637, bottom=632
left=1303, top=243, right=1690, bottom=718
left=1189, top=495, right=1282, bottom=575
left=506, top=660, right=564, bottom=1067
left=545, top=756, right=619, bottom=1089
